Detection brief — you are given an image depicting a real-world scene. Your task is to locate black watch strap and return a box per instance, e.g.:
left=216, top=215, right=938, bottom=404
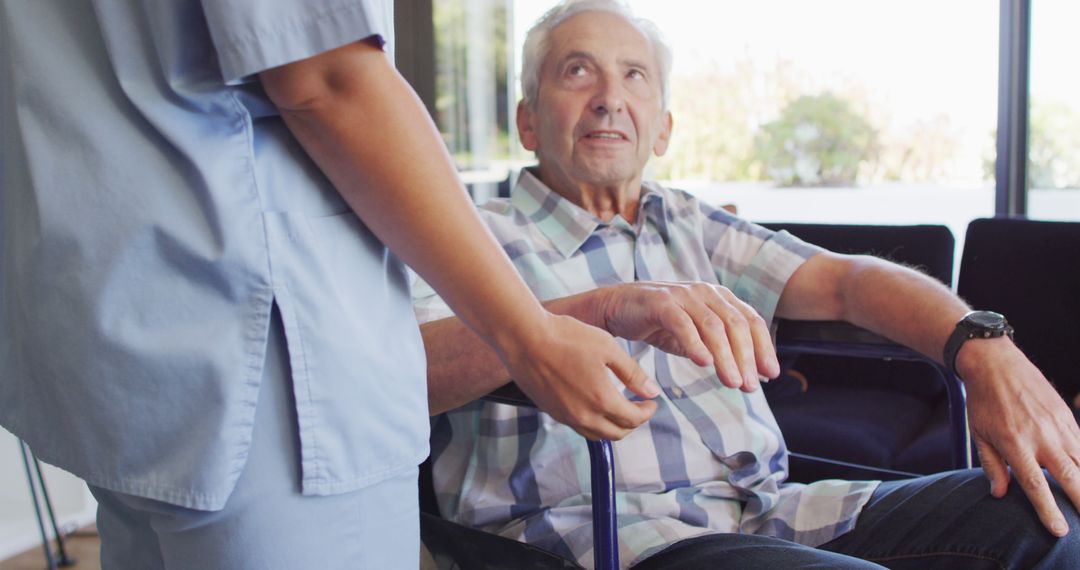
left=943, top=310, right=1014, bottom=377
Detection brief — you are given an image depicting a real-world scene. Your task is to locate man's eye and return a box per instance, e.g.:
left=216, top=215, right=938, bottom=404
left=628, top=69, right=645, bottom=80
left=567, top=65, right=587, bottom=77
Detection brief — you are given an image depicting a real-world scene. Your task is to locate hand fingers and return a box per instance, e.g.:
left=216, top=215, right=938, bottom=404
left=974, top=437, right=1010, bottom=498
left=618, top=281, right=770, bottom=391
left=654, top=306, right=715, bottom=367
left=1038, top=409, right=1080, bottom=522
left=515, top=315, right=657, bottom=441
left=704, top=315, right=756, bottom=392
left=705, top=305, right=758, bottom=391
left=607, top=339, right=661, bottom=401
left=690, top=313, right=745, bottom=390
left=1043, top=450, right=1080, bottom=535
left=563, top=337, right=658, bottom=440
left=696, top=288, right=766, bottom=390
left=574, top=422, right=627, bottom=442
left=598, top=343, right=659, bottom=433
left=653, top=298, right=745, bottom=389
left=537, top=386, right=645, bottom=442
left=604, top=399, right=660, bottom=433
left=574, top=397, right=658, bottom=440
left=726, top=295, right=780, bottom=379
left=1010, top=455, right=1069, bottom=537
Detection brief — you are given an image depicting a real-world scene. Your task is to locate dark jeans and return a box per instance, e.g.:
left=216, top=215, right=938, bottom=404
left=634, top=469, right=1080, bottom=569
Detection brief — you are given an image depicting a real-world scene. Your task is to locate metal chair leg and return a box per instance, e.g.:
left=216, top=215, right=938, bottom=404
left=19, top=440, right=77, bottom=569
left=19, top=441, right=57, bottom=570
left=30, top=448, right=77, bottom=566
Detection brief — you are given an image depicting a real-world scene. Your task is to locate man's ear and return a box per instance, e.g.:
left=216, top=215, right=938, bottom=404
left=517, top=100, right=539, bottom=152
left=652, top=110, right=674, bottom=157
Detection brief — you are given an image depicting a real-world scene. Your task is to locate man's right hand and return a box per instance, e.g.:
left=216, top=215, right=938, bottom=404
left=492, top=313, right=659, bottom=441
left=593, top=281, right=780, bottom=392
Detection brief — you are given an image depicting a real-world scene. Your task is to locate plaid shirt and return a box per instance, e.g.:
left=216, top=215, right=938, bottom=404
left=412, top=169, right=879, bottom=568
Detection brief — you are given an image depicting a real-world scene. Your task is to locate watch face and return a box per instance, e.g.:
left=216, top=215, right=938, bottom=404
left=967, top=310, right=1007, bottom=329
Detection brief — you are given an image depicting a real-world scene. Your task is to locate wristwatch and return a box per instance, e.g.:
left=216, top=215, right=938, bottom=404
left=943, top=310, right=1014, bottom=377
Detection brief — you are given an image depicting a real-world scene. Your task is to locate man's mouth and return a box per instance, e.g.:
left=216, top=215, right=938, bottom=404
left=583, top=131, right=628, bottom=141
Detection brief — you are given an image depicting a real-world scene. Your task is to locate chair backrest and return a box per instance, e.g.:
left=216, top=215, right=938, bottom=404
left=761, top=222, right=955, bottom=286
left=958, top=217, right=1080, bottom=405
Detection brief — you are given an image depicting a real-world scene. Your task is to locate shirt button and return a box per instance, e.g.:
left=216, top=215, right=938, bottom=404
left=671, top=386, right=684, bottom=399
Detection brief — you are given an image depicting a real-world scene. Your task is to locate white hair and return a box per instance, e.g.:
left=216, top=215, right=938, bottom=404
left=520, top=0, right=673, bottom=110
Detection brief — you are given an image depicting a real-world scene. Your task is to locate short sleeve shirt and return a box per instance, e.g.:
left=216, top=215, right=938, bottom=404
left=413, top=169, right=880, bottom=568
left=0, top=0, right=427, bottom=510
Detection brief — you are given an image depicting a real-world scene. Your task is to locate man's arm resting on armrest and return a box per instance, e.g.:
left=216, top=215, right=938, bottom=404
left=777, top=251, right=1080, bottom=537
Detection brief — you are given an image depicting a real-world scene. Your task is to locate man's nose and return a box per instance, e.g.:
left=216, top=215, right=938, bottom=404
left=590, top=77, right=625, bottom=115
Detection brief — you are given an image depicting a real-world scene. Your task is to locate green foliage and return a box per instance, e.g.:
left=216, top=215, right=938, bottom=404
left=754, top=93, right=878, bottom=186
left=983, top=100, right=1080, bottom=189
left=652, top=58, right=810, bottom=182
left=1026, top=101, right=1080, bottom=189
left=652, top=60, right=961, bottom=186
left=434, top=0, right=515, bottom=163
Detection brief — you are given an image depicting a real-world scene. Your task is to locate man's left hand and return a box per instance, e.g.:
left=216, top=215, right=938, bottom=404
left=960, top=337, right=1080, bottom=537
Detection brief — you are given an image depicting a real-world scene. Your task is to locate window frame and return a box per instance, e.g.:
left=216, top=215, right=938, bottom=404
left=995, top=0, right=1030, bottom=216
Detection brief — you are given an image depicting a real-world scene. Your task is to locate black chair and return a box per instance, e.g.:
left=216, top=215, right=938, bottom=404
left=957, top=217, right=1080, bottom=417
left=762, top=223, right=956, bottom=284
left=420, top=320, right=970, bottom=569
left=773, top=319, right=970, bottom=479
left=760, top=223, right=962, bottom=482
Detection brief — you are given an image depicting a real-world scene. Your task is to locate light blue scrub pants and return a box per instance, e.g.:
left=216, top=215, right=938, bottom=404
left=89, top=308, right=420, bottom=569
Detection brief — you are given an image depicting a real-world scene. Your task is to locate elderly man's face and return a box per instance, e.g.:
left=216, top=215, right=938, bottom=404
left=519, top=10, right=672, bottom=192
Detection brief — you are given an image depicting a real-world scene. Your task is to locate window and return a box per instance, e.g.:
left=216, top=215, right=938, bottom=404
left=1027, top=0, right=1080, bottom=220
left=423, top=0, right=1076, bottom=234
left=432, top=0, right=522, bottom=202
left=621, top=0, right=1000, bottom=245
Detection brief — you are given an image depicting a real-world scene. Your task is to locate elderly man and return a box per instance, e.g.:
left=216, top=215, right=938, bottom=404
left=413, top=0, right=1080, bottom=567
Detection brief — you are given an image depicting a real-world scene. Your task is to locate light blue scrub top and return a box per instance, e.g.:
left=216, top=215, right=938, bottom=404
left=0, top=0, right=429, bottom=511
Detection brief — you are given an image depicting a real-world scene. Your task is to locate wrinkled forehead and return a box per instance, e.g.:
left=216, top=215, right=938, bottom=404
left=544, top=10, right=658, bottom=73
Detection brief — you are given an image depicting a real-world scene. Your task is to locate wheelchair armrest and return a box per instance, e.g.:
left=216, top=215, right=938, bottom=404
left=776, top=319, right=919, bottom=359
left=483, top=382, right=535, bottom=408
left=774, top=318, right=971, bottom=470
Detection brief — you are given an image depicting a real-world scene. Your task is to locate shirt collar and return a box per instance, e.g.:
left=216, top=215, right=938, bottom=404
left=640, top=179, right=672, bottom=244
left=511, top=168, right=671, bottom=258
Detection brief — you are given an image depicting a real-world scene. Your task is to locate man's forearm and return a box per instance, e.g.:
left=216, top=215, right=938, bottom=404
left=841, top=261, right=1028, bottom=387
left=778, top=253, right=969, bottom=365
left=838, top=257, right=970, bottom=363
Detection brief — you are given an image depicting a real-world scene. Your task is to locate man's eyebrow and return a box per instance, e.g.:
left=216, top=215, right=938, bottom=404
left=556, top=50, right=596, bottom=66
left=619, top=57, right=652, bottom=71
left=554, top=51, right=653, bottom=73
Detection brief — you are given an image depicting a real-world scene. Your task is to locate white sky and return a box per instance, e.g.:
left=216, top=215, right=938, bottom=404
left=511, top=0, right=1077, bottom=182
left=1029, top=0, right=1080, bottom=104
